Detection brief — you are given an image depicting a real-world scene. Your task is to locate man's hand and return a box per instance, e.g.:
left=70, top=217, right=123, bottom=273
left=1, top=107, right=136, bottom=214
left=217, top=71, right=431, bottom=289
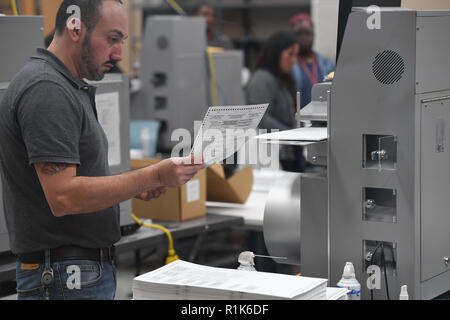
left=135, top=186, right=166, bottom=201
left=155, top=155, right=206, bottom=187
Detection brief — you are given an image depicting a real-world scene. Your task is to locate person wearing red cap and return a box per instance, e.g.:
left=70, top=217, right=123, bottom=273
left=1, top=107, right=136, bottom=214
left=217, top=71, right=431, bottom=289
left=289, top=13, right=335, bottom=109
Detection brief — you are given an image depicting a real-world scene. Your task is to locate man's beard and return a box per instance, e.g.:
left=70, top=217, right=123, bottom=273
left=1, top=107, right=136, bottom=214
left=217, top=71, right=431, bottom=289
left=81, top=35, right=105, bottom=81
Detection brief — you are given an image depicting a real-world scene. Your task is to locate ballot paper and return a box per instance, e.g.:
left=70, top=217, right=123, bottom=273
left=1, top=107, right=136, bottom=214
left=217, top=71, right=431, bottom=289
left=133, top=260, right=328, bottom=300
left=96, top=92, right=121, bottom=166
left=190, top=104, right=268, bottom=165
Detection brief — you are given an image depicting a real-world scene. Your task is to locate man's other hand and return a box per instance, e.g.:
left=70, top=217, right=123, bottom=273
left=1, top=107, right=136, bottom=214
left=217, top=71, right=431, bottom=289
left=135, top=186, right=167, bottom=201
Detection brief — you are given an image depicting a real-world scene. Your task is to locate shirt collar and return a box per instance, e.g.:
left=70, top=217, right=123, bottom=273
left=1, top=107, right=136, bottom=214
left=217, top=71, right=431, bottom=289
left=32, top=48, right=92, bottom=91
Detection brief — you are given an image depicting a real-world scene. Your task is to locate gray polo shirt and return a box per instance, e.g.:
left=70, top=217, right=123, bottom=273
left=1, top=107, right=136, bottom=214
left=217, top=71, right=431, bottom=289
left=0, top=48, right=121, bottom=254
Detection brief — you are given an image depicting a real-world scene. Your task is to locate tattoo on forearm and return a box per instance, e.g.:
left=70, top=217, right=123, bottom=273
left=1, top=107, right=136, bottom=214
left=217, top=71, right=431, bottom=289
left=41, top=163, right=69, bottom=175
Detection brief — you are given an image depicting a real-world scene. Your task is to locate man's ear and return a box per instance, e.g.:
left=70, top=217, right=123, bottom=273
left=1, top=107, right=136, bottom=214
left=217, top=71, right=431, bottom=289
left=66, top=17, right=82, bottom=42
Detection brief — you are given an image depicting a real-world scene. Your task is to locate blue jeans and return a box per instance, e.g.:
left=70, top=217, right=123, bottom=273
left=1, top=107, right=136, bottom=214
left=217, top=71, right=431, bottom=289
left=16, top=259, right=116, bottom=300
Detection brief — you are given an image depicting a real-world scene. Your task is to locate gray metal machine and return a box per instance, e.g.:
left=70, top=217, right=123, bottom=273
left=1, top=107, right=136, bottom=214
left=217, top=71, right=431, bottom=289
left=263, top=8, right=450, bottom=300
left=263, top=172, right=328, bottom=279
left=330, top=7, right=450, bottom=300
left=0, top=16, right=44, bottom=83
left=0, top=16, right=44, bottom=253
left=135, top=15, right=245, bottom=153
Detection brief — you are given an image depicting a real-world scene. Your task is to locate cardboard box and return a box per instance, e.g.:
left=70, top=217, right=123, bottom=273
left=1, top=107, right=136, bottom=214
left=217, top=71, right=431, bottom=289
left=131, top=159, right=206, bottom=221
left=206, top=165, right=254, bottom=204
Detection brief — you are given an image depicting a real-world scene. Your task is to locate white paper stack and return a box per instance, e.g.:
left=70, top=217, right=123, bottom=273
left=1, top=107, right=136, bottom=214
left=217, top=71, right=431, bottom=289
left=133, top=260, right=328, bottom=300
left=326, top=287, right=349, bottom=300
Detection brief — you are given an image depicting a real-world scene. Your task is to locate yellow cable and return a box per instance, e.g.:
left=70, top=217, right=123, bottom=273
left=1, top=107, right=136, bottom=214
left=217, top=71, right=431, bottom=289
left=206, top=48, right=218, bottom=106
left=166, top=0, right=185, bottom=15
left=131, top=213, right=179, bottom=265
left=11, top=0, right=18, bottom=16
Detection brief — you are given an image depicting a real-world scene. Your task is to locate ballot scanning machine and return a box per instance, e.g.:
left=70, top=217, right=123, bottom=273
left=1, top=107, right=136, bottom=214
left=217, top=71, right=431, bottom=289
left=134, top=15, right=245, bottom=153
left=263, top=8, right=450, bottom=299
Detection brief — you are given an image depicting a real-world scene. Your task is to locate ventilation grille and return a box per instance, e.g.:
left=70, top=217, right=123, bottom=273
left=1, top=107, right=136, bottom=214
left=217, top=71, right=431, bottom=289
left=372, top=50, right=405, bottom=85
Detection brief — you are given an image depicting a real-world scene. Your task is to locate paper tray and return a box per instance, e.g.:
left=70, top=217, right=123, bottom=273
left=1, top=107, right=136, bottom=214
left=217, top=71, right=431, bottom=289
left=255, top=127, right=328, bottom=146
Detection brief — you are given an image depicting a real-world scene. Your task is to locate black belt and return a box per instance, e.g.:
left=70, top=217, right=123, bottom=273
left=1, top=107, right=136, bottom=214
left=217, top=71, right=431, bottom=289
left=17, top=245, right=115, bottom=264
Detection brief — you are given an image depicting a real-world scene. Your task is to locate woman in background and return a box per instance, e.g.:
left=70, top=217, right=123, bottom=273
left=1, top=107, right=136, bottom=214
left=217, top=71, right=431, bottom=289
left=246, top=31, right=306, bottom=172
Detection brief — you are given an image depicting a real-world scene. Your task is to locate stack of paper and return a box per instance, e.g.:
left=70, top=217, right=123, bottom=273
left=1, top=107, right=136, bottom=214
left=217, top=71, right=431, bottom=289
left=133, top=260, right=328, bottom=300
left=326, top=287, right=349, bottom=300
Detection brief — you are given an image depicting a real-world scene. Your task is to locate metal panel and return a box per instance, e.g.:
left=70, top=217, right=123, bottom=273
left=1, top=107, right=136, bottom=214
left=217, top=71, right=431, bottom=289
left=416, top=15, right=450, bottom=94
left=89, top=74, right=131, bottom=175
left=300, top=174, right=328, bottom=279
left=420, top=96, right=450, bottom=281
left=138, top=16, right=207, bottom=153
left=329, top=9, right=417, bottom=299
left=88, top=74, right=133, bottom=227
left=0, top=85, right=8, bottom=252
left=0, top=83, right=8, bottom=252
left=0, top=16, right=43, bottom=253
left=263, top=172, right=301, bottom=265
left=0, top=16, right=44, bottom=83
left=210, top=51, right=245, bottom=106
left=136, top=16, right=244, bottom=153
left=263, top=172, right=328, bottom=278
left=417, top=10, right=450, bottom=17
left=299, top=82, right=331, bottom=122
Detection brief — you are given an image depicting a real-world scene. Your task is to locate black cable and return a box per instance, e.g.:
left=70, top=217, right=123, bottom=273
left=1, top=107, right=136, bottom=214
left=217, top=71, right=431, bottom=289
left=369, top=241, right=382, bottom=300
left=389, top=245, right=397, bottom=271
left=370, top=281, right=373, bottom=300
left=381, top=243, right=390, bottom=300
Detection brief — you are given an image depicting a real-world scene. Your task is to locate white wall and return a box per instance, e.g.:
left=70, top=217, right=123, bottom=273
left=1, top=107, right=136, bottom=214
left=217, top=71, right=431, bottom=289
left=311, top=0, right=339, bottom=62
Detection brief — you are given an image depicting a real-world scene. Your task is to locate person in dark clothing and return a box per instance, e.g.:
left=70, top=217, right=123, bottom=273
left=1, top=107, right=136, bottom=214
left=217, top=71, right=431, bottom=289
left=246, top=31, right=307, bottom=172
left=0, top=0, right=204, bottom=300
left=289, top=13, right=335, bottom=109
